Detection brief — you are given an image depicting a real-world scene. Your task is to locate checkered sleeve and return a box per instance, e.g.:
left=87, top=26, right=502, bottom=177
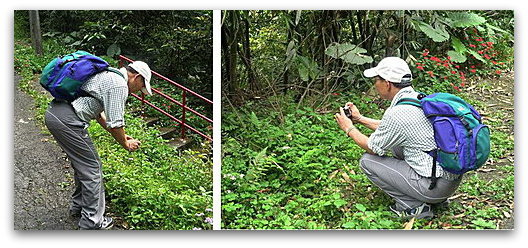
left=101, top=73, right=129, bottom=128
left=367, top=108, right=406, bottom=156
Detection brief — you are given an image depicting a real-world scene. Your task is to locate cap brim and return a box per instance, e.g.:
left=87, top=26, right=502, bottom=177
left=142, top=79, right=152, bottom=95
left=363, top=67, right=378, bottom=78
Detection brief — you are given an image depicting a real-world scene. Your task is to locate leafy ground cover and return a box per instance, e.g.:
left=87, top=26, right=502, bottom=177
left=90, top=116, right=213, bottom=230
left=15, top=40, right=213, bottom=230
left=221, top=75, right=514, bottom=230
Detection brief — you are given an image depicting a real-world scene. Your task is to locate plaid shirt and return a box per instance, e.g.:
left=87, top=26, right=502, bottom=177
left=367, top=86, right=459, bottom=180
left=71, top=68, right=129, bottom=128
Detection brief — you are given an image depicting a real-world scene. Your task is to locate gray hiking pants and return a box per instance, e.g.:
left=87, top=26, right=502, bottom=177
left=44, top=100, right=105, bottom=229
left=359, top=148, right=462, bottom=211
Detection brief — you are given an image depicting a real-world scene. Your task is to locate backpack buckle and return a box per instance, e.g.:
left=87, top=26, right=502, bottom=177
left=460, top=116, right=471, bottom=129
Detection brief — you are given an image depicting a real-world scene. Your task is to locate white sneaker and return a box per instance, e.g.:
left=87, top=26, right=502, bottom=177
left=390, top=203, right=434, bottom=219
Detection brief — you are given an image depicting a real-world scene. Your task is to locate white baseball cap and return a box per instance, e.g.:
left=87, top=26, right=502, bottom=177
left=129, top=61, right=152, bottom=95
left=363, top=57, right=412, bottom=84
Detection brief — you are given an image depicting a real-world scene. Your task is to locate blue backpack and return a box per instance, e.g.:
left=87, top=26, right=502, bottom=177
left=40, top=51, right=124, bottom=101
left=397, top=93, right=491, bottom=189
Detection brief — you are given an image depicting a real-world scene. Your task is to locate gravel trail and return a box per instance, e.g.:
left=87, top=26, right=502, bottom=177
left=14, top=74, right=77, bottom=230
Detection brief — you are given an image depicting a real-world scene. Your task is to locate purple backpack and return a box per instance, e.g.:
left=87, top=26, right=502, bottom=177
left=398, top=93, right=491, bottom=189
left=40, top=51, right=124, bottom=101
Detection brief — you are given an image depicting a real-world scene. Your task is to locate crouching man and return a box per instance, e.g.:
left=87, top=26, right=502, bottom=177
left=334, top=57, right=462, bottom=219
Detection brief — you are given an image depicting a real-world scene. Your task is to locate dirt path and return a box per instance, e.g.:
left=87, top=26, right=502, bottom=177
left=465, top=71, right=515, bottom=229
left=13, top=74, right=77, bottom=230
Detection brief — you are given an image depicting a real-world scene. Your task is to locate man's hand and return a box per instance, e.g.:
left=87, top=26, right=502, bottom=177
left=335, top=107, right=355, bottom=133
left=345, top=102, right=363, bottom=122
left=124, top=138, right=141, bottom=152
left=107, top=126, right=141, bottom=152
left=335, top=107, right=375, bottom=154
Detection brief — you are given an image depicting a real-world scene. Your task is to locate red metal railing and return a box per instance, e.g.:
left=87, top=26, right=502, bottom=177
left=118, top=55, right=213, bottom=141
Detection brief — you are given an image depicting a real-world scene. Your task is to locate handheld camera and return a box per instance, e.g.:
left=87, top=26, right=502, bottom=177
left=343, top=105, right=353, bottom=120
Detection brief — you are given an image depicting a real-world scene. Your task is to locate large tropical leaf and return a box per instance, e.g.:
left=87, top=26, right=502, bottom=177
left=447, top=12, right=486, bottom=28
left=325, top=43, right=372, bottom=65
left=296, top=55, right=321, bottom=82
left=106, top=43, right=121, bottom=56
left=415, top=21, right=449, bottom=42
left=448, top=37, right=467, bottom=63
left=447, top=50, right=467, bottom=63
left=467, top=49, right=487, bottom=63
left=451, top=37, right=467, bottom=53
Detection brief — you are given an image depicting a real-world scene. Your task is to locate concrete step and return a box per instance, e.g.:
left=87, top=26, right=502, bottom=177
left=141, top=116, right=160, bottom=127
left=158, top=127, right=179, bottom=140
left=138, top=115, right=194, bottom=150
left=167, top=138, right=193, bottom=150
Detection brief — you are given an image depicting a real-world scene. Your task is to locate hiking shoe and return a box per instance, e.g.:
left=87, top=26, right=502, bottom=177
left=99, top=216, right=114, bottom=230
left=390, top=203, right=434, bottom=219
left=79, top=216, right=114, bottom=230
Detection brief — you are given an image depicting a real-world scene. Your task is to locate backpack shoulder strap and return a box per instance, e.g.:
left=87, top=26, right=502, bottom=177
left=396, top=93, right=440, bottom=190
left=396, top=97, right=422, bottom=108
left=396, top=92, right=427, bottom=107
left=105, top=67, right=126, bottom=80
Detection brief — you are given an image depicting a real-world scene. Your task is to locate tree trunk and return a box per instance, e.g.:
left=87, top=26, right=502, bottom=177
left=283, top=27, right=291, bottom=94
left=221, top=19, right=233, bottom=89
left=29, top=10, right=43, bottom=56
left=283, top=11, right=301, bottom=94
left=349, top=11, right=358, bottom=44
left=225, top=12, right=241, bottom=103
left=241, top=16, right=257, bottom=93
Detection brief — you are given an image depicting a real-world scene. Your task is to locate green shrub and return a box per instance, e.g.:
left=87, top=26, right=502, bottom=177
left=90, top=116, right=213, bottom=230
left=221, top=94, right=401, bottom=229
left=222, top=89, right=513, bottom=229
left=411, top=23, right=513, bottom=94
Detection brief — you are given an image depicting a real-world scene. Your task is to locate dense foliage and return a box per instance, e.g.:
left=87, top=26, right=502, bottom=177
left=15, top=10, right=213, bottom=141
left=33, top=10, right=212, bottom=96
left=222, top=94, right=392, bottom=229
left=221, top=10, right=513, bottom=104
left=91, top=115, right=213, bottom=230
left=222, top=92, right=514, bottom=230
left=221, top=10, right=514, bottom=229
left=15, top=13, right=213, bottom=230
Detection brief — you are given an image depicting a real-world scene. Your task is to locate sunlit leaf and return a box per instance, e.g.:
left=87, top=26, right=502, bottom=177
left=447, top=50, right=467, bottom=63
left=415, top=21, right=449, bottom=42
left=325, top=43, right=372, bottom=65
left=107, top=43, right=121, bottom=57
left=448, top=12, right=486, bottom=28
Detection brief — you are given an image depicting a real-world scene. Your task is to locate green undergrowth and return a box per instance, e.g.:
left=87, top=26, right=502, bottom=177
left=222, top=93, right=396, bottom=229
left=15, top=39, right=213, bottom=230
left=222, top=88, right=514, bottom=229
left=89, top=116, right=213, bottom=230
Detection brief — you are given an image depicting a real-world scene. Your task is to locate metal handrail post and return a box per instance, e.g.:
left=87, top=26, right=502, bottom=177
left=181, top=91, right=187, bottom=139
left=141, top=92, right=146, bottom=115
